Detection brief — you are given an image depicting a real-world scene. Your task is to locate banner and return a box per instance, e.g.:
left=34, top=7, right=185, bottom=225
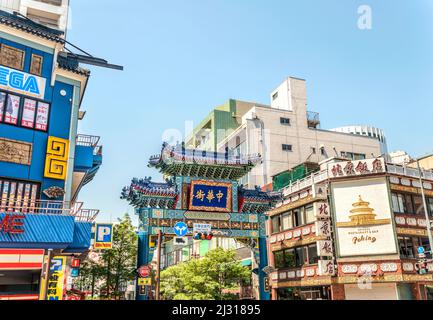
left=46, top=256, right=66, bottom=300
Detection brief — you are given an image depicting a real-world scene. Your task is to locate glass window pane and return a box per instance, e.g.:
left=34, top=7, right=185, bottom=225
left=284, top=249, right=296, bottom=268
left=272, top=216, right=280, bottom=234
left=392, top=194, right=400, bottom=213
left=282, top=212, right=293, bottom=230
left=21, top=99, right=37, bottom=128
left=305, top=205, right=315, bottom=224
left=405, top=194, right=414, bottom=214
left=0, top=92, right=5, bottom=122
left=35, top=102, right=49, bottom=131
left=413, top=196, right=424, bottom=215
left=308, top=245, right=318, bottom=265
left=4, top=95, right=20, bottom=125
left=274, top=251, right=285, bottom=268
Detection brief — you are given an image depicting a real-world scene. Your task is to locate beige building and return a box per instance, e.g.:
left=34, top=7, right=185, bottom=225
left=0, top=0, right=69, bottom=32
left=217, top=77, right=384, bottom=188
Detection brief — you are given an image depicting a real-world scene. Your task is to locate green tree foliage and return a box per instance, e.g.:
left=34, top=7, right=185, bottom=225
left=160, top=247, right=251, bottom=300
left=101, top=213, right=138, bottom=299
left=77, top=214, right=138, bottom=300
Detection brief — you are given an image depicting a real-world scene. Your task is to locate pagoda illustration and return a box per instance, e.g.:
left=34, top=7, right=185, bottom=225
left=337, top=196, right=391, bottom=228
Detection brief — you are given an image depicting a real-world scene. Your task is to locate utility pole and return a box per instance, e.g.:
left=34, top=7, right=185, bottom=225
left=155, top=230, right=163, bottom=300
left=417, top=160, right=433, bottom=256
left=42, top=249, right=53, bottom=300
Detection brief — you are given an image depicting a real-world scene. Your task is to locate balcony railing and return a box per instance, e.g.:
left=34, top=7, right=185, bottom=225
left=0, top=200, right=82, bottom=216
left=75, top=209, right=100, bottom=223
left=76, top=134, right=100, bottom=148
left=0, top=200, right=99, bottom=222
left=280, top=163, right=433, bottom=197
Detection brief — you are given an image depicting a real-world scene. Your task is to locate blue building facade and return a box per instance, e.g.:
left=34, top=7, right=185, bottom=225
left=0, top=11, right=102, bottom=300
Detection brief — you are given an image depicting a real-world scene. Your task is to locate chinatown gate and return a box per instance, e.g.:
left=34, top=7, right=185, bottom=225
left=122, top=143, right=280, bottom=300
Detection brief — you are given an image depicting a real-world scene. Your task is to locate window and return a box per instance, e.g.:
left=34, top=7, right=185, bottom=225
left=272, top=92, right=279, bottom=100
left=280, top=117, right=291, bottom=125
left=413, top=196, right=424, bottom=215
left=0, top=90, right=50, bottom=131
left=274, top=251, right=285, bottom=268
left=293, top=208, right=304, bottom=227
left=282, top=144, right=292, bottom=152
left=392, top=193, right=405, bottom=214
left=311, top=147, right=316, bottom=154
left=305, top=205, right=315, bottom=224
left=307, top=244, right=319, bottom=265
left=272, top=216, right=281, bottom=234
left=0, top=44, right=25, bottom=70
left=398, top=237, right=430, bottom=259
left=0, top=178, right=40, bottom=213
left=281, top=211, right=293, bottom=231
left=427, top=198, right=433, bottom=217
left=30, top=54, right=43, bottom=76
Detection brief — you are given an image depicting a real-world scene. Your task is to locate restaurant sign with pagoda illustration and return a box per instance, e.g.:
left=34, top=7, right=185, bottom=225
left=121, top=143, right=281, bottom=300
left=331, top=175, right=398, bottom=258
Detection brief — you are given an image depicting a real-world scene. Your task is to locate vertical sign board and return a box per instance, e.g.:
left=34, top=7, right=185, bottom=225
left=94, top=224, right=114, bottom=249
left=47, top=257, right=66, bottom=300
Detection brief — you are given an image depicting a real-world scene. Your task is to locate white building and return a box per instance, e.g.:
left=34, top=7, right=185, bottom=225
left=0, top=0, right=69, bottom=32
left=217, top=77, right=383, bottom=188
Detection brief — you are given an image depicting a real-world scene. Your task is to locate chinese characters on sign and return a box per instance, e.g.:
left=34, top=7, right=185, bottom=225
left=189, top=180, right=232, bottom=213
left=329, top=158, right=385, bottom=178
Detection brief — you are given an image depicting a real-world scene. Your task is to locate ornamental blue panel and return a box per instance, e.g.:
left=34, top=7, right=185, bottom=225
left=189, top=180, right=232, bottom=213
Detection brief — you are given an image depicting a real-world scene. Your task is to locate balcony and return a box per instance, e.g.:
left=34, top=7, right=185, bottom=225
left=307, top=111, right=320, bottom=129
left=72, top=134, right=103, bottom=201
left=0, top=199, right=99, bottom=222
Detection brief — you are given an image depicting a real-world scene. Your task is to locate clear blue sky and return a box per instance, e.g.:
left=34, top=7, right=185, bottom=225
left=68, top=0, right=433, bottom=224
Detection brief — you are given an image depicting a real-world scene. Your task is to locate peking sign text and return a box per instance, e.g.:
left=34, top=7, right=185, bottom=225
left=0, top=214, right=25, bottom=234
left=328, top=157, right=385, bottom=179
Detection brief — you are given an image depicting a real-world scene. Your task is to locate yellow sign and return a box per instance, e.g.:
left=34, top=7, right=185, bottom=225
left=138, top=278, right=152, bottom=286
left=46, top=256, right=66, bottom=300
left=44, top=136, right=69, bottom=180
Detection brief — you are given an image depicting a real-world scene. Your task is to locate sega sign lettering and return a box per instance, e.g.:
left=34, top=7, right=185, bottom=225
left=94, top=223, right=113, bottom=249
left=0, top=66, right=46, bottom=99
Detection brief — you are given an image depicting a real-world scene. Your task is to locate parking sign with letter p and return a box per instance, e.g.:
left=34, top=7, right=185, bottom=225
left=94, top=223, right=113, bottom=249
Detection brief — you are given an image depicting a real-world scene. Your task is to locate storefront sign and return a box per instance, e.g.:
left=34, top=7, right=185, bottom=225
left=331, top=177, right=398, bottom=258
left=328, top=157, right=385, bottom=178
left=47, top=256, right=66, bottom=300
left=189, top=180, right=232, bottom=213
left=0, top=214, right=25, bottom=234
left=0, top=65, right=46, bottom=99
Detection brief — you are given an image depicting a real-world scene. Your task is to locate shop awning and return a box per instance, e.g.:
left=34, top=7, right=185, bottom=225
left=63, top=222, right=92, bottom=253
left=0, top=214, right=75, bottom=249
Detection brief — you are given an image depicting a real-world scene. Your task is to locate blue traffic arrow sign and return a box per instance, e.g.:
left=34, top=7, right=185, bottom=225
left=418, top=247, right=426, bottom=254
left=173, top=222, right=188, bottom=237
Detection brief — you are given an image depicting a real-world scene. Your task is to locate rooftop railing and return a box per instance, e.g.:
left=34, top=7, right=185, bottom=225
left=76, top=134, right=100, bottom=148
left=281, top=163, right=433, bottom=197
